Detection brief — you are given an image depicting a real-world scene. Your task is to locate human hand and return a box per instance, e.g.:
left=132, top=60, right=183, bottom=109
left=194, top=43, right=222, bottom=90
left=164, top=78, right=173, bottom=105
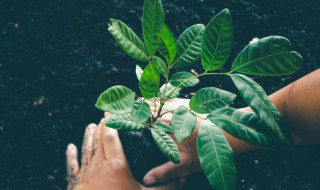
left=144, top=98, right=203, bottom=186
left=66, top=114, right=185, bottom=190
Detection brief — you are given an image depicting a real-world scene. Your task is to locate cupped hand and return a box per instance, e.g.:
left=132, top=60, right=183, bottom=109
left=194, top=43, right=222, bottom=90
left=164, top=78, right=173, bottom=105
left=66, top=114, right=185, bottom=190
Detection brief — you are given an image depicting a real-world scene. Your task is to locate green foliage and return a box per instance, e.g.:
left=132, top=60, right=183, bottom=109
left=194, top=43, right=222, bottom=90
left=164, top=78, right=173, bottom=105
left=99, top=2, right=303, bottom=189
left=170, top=24, right=205, bottom=68
left=201, top=9, right=234, bottom=71
left=189, top=87, right=236, bottom=114
left=231, top=36, right=303, bottom=76
left=108, top=19, right=148, bottom=62
left=95, top=85, right=135, bottom=115
left=142, top=0, right=165, bottom=56
left=171, top=106, right=197, bottom=143
left=197, top=120, right=236, bottom=190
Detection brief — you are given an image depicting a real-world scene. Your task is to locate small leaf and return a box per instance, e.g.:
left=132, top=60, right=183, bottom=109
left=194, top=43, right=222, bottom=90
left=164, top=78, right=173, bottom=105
left=135, top=65, right=143, bottom=81
left=208, top=107, right=276, bottom=148
left=171, top=24, right=205, bottom=68
left=131, top=101, right=151, bottom=124
left=197, top=120, right=236, bottom=190
left=231, top=36, right=303, bottom=76
left=153, top=121, right=173, bottom=134
left=95, top=85, right=135, bottom=114
left=230, top=74, right=294, bottom=148
left=107, top=114, right=147, bottom=130
left=140, top=60, right=160, bottom=99
left=142, top=0, right=165, bottom=56
left=171, top=106, right=197, bottom=143
left=158, top=83, right=181, bottom=99
left=151, top=128, right=180, bottom=164
left=190, top=87, right=236, bottom=114
left=201, top=8, right=234, bottom=71
left=108, top=19, right=148, bottom=62
left=153, top=56, right=168, bottom=80
left=169, top=72, right=199, bottom=88
left=159, top=24, right=177, bottom=63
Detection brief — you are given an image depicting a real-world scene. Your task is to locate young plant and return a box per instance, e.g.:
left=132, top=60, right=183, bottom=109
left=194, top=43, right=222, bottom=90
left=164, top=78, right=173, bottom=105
left=95, top=1, right=303, bottom=189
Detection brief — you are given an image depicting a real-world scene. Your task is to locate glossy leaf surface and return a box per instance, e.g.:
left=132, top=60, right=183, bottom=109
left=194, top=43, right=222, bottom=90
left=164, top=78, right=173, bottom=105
left=153, top=121, right=173, bottom=134
left=107, top=114, right=147, bottom=130
left=159, top=24, right=177, bottom=63
left=135, top=65, right=143, bottom=81
left=108, top=19, right=148, bottom=62
left=171, top=106, right=197, bottom=143
left=131, top=101, right=151, bottom=124
left=142, top=0, right=165, bottom=56
left=197, top=120, right=236, bottom=190
left=151, top=128, right=180, bottom=164
left=171, top=24, right=205, bottom=68
left=170, top=72, right=199, bottom=88
left=140, top=60, right=160, bottom=99
left=231, top=36, right=303, bottom=76
left=95, top=85, right=135, bottom=114
left=190, top=87, right=236, bottom=114
left=201, top=9, right=234, bottom=71
left=158, top=83, right=181, bottom=99
left=153, top=56, right=168, bottom=80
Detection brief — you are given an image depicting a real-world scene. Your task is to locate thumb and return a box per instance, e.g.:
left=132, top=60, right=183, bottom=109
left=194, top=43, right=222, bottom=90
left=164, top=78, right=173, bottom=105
left=144, top=178, right=185, bottom=190
left=143, top=161, right=188, bottom=186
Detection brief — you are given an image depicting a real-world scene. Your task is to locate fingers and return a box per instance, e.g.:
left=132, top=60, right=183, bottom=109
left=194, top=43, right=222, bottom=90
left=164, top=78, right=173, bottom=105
left=91, top=118, right=105, bottom=161
left=81, top=123, right=97, bottom=169
left=144, top=178, right=185, bottom=190
left=66, top=144, right=80, bottom=178
left=144, top=161, right=188, bottom=186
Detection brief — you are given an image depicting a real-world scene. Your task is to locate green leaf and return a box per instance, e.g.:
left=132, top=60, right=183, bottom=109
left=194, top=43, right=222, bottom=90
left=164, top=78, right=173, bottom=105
left=153, top=121, right=173, bottom=134
left=153, top=56, right=168, bottom=80
left=142, top=0, right=165, bottom=56
left=131, top=101, right=151, bottom=124
left=231, top=36, right=303, bottom=76
left=189, top=87, right=236, bottom=114
left=158, top=83, right=181, bottom=99
left=151, top=128, right=180, bottom=164
left=208, top=107, right=276, bottom=148
left=171, top=24, right=205, bottom=68
left=107, top=114, right=147, bottom=130
left=108, top=19, right=148, bottom=62
left=159, top=24, right=177, bottom=63
left=201, top=8, right=234, bottom=71
left=135, top=65, right=143, bottom=81
left=95, top=85, right=135, bottom=114
left=171, top=106, right=197, bottom=143
left=140, top=59, right=160, bottom=99
left=197, top=120, right=236, bottom=190
left=169, top=72, right=199, bottom=88
left=230, top=74, right=293, bottom=148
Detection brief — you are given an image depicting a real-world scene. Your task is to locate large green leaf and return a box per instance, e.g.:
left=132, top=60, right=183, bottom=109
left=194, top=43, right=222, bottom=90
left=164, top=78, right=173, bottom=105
left=197, top=120, right=236, bottom=190
left=230, top=74, right=293, bottom=148
left=201, top=8, right=234, bottom=71
left=140, top=59, right=160, bottom=99
left=153, top=56, right=168, bottom=80
left=153, top=121, right=173, bottom=134
left=170, top=24, right=205, bottom=68
left=135, top=65, right=143, bottom=81
left=95, top=85, right=135, bottom=114
left=131, top=101, right=151, bottom=124
left=189, top=87, right=236, bottom=114
left=169, top=72, right=199, bottom=88
left=108, top=19, right=148, bottom=62
left=158, top=83, right=181, bottom=99
left=142, top=0, right=165, bottom=56
left=208, top=107, right=276, bottom=148
left=231, top=36, right=303, bottom=76
left=171, top=106, right=197, bottom=143
left=151, top=128, right=180, bottom=164
left=107, top=114, right=147, bottom=130
left=159, top=24, right=177, bottom=63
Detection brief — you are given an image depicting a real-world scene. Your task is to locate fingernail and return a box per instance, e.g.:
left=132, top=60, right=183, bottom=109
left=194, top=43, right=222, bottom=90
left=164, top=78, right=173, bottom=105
left=144, top=176, right=155, bottom=185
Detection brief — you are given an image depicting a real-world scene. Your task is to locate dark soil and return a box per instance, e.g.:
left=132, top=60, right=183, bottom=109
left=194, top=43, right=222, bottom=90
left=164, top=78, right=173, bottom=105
left=1, top=0, right=320, bottom=189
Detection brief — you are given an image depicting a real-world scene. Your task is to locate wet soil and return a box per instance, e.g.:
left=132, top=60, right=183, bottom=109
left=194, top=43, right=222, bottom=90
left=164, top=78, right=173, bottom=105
left=1, top=0, right=320, bottom=189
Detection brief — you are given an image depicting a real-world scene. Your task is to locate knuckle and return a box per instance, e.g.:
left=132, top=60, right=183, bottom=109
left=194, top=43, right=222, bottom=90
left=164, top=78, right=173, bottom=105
left=108, top=159, right=126, bottom=173
left=103, top=131, right=116, bottom=143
